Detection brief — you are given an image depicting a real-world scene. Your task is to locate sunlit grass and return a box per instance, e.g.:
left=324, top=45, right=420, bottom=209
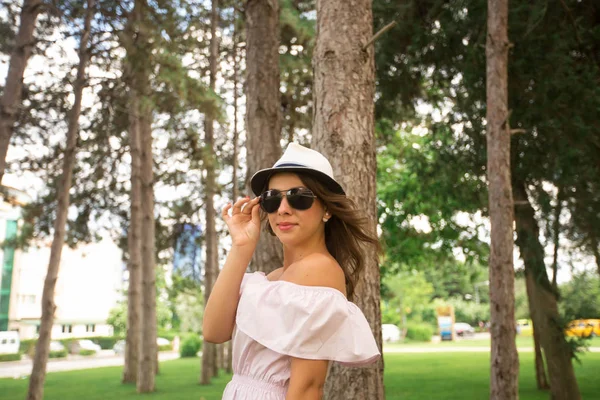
left=1, top=352, right=599, bottom=399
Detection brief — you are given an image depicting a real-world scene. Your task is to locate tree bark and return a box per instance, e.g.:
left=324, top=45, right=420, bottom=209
left=486, top=1, right=520, bottom=399
left=524, top=269, right=550, bottom=390
left=0, top=0, right=42, bottom=184
left=201, top=0, right=220, bottom=385
left=513, top=180, right=581, bottom=400
left=312, top=0, right=383, bottom=398
left=26, top=2, right=94, bottom=398
left=225, top=11, right=240, bottom=375
left=126, top=0, right=157, bottom=392
left=122, top=71, right=143, bottom=385
left=245, top=0, right=283, bottom=274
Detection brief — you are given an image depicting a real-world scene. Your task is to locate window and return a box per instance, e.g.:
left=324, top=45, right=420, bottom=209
left=86, top=324, right=95, bottom=333
left=36, top=325, right=40, bottom=334
left=62, top=324, right=72, bottom=333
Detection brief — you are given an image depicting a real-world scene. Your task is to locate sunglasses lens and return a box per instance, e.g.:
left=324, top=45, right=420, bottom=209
left=259, top=188, right=315, bottom=213
left=260, top=191, right=282, bottom=213
left=287, top=189, right=315, bottom=210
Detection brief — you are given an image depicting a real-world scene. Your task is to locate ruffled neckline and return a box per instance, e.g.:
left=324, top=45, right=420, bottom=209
left=249, top=271, right=348, bottom=300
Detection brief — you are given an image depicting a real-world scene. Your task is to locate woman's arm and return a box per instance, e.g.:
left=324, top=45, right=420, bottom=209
left=202, top=244, right=254, bottom=343
left=202, top=196, right=261, bottom=343
left=286, top=358, right=329, bottom=400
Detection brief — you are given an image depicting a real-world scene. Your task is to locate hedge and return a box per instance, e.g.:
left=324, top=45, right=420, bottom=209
left=180, top=334, right=201, bottom=358
left=0, top=353, right=22, bottom=362
left=405, top=323, right=434, bottom=342
left=79, top=349, right=96, bottom=356
left=49, top=350, right=68, bottom=358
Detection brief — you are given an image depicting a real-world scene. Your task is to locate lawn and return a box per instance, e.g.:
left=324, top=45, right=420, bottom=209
left=384, top=335, right=600, bottom=349
left=1, top=352, right=598, bottom=400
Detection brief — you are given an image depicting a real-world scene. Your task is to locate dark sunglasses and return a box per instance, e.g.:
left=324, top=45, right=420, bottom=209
left=259, top=187, right=317, bottom=213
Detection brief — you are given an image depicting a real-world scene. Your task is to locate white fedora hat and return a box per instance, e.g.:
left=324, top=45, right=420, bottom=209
left=250, top=143, right=345, bottom=196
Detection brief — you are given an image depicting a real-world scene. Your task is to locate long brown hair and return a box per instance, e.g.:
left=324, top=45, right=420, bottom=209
left=261, top=173, right=381, bottom=301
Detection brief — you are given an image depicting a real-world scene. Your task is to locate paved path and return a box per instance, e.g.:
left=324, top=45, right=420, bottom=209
left=0, top=351, right=180, bottom=379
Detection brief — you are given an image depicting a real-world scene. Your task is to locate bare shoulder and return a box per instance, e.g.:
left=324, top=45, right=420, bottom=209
left=266, top=267, right=284, bottom=281
left=282, top=253, right=347, bottom=297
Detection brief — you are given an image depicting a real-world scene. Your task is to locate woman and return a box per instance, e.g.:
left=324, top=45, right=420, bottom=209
left=203, top=143, right=380, bottom=400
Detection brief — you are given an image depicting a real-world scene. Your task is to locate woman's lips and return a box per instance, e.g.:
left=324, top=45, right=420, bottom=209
left=278, top=223, right=296, bottom=231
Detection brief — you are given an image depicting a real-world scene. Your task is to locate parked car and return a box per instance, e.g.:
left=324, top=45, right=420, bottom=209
left=454, top=322, right=475, bottom=337
left=113, top=339, right=126, bottom=355
left=566, top=319, right=600, bottom=338
left=70, top=339, right=101, bottom=354
left=49, top=341, right=66, bottom=352
left=382, top=324, right=401, bottom=343
left=113, top=337, right=171, bottom=354
left=516, top=319, right=533, bottom=336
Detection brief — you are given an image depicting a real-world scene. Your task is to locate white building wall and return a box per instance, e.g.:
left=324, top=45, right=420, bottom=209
left=9, top=237, right=124, bottom=339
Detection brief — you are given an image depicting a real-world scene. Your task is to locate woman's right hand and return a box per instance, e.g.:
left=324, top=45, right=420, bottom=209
left=221, top=196, right=262, bottom=248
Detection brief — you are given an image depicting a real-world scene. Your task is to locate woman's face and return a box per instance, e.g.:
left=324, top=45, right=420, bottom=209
left=265, top=173, right=327, bottom=246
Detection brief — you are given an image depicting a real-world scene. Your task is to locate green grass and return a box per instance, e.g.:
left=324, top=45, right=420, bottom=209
left=384, top=335, right=600, bottom=349
left=1, top=352, right=598, bottom=399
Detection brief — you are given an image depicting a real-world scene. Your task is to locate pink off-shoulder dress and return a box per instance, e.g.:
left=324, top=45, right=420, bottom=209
left=221, top=271, right=381, bottom=400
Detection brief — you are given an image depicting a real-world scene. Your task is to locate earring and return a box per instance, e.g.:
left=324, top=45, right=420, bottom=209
left=322, top=216, right=329, bottom=222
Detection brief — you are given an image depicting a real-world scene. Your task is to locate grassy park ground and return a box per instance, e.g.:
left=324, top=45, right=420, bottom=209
left=1, top=343, right=599, bottom=400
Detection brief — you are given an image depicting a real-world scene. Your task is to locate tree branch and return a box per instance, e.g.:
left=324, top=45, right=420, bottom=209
left=363, top=21, right=397, bottom=50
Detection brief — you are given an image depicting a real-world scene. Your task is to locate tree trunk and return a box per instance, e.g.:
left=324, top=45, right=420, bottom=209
left=137, top=95, right=157, bottom=393
left=26, top=2, right=94, bottom=398
left=201, top=0, right=220, bottom=385
left=486, top=1, right=520, bottom=399
left=525, top=269, right=550, bottom=390
left=245, top=0, right=283, bottom=274
left=589, top=232, right=600, bottom=278
left=312, top=1, right=383, bottom=398
left=551, top=186, right=563, bottom=290
left=122, top=74, right=143, bottom=385
left=225, top=12, right=240, bottom=375
left=513, top=180, right=581, bottom=400
left=126, top=0, right=157, bottom=392
left=0, top=0, right=42, bottom=184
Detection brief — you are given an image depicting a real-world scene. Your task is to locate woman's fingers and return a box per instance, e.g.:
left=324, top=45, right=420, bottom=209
left=241, top=197, right=260, bottom=214
left=231, top=196, right=250, bottom=215
left=221, top=202, right=232, bottom=220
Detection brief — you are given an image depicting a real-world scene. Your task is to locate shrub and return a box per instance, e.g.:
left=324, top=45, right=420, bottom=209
left=49, top=350, right=68, bottom=358
left=19, top=339, right=36, bottom=355
left=0, top=353, right=22, bottom=362
left=91, top=336, right=123, bottom=350
left=79, top=349, right=96, bottom=356
left=180, top=334, right=201, bottom=358
left=158, top=344, right=172, bottom=352
left=405, top=323, right=434, bottom=342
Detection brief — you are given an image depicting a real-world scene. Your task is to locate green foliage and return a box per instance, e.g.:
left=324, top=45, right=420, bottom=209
left=49, top=350, right=68, bottom=359
left=560, top=271, right=600, bottom=320
left=381, top=301, right=401, bottom=326
left=382, top=271, right=434, bottom=320
left=445, top=298, right=490, bottom=326
left=0, top=353, right=21, bottom=362
left=91, top=336, right=124, bottom=350
left=158, top=344, right=172, bottom=352
left=179, top=334, right=201, bottom=358
left=78, top=349, right=96, bottom=356
left=107, top=295, right=172, bottom=336
left=19, top=339, right=36, bottom=354
left=405, top=323, right=434, bottom=342
left=106, top=303, right=127, bottom=336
